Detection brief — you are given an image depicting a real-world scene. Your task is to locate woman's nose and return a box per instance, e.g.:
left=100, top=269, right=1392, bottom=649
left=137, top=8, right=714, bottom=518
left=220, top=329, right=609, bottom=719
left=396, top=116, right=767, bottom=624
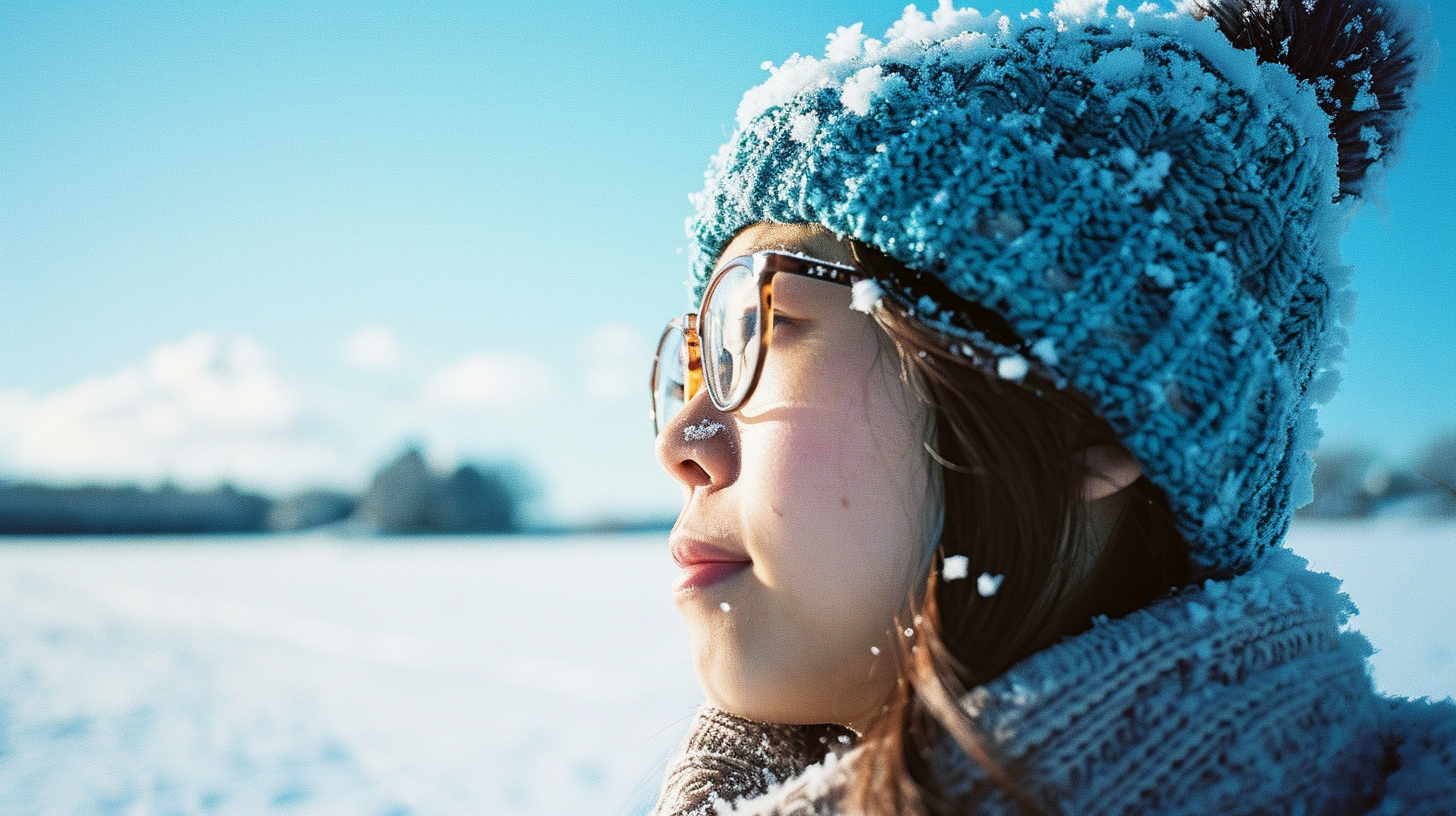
left=655, top=390, right=740, bottom=492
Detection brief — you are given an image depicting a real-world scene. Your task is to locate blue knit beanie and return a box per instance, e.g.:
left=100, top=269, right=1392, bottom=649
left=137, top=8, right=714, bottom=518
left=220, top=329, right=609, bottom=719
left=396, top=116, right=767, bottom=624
left=686, top=0, right=1424, bottom=579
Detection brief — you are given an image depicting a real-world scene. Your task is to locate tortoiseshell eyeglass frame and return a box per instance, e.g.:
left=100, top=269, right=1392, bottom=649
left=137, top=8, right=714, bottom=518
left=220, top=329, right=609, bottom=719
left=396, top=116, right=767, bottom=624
left=651, top=250, right=861, bottom=436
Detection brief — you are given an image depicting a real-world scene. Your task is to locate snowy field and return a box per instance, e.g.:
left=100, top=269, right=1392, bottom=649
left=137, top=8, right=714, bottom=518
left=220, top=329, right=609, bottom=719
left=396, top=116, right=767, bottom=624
left=1, top=521, right=1452, bottom=815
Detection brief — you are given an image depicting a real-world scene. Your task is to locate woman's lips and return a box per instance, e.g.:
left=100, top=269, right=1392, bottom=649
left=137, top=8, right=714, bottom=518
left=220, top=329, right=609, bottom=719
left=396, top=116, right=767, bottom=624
left=674, top=560, right=750, bottom=592
left=670, top=536, right=751, bottom=592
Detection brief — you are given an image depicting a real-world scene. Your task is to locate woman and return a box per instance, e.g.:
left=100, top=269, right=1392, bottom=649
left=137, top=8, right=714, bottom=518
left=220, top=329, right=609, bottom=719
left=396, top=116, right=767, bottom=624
left=649, top=1, right=1453, bottom=814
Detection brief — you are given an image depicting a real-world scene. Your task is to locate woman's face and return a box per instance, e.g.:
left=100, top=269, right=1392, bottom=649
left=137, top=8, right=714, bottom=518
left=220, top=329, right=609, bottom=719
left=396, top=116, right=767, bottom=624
left=655, top=223, right=936, bottom=730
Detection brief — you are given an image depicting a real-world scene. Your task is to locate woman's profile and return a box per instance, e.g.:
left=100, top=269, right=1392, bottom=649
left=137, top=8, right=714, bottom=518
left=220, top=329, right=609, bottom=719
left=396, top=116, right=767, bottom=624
left=648, top=0, right=1453, bottom=814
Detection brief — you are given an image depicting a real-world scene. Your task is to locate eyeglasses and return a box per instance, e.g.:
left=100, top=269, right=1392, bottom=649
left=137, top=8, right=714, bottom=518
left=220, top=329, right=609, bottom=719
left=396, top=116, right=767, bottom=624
left=651, top=250, right=860, bottom=436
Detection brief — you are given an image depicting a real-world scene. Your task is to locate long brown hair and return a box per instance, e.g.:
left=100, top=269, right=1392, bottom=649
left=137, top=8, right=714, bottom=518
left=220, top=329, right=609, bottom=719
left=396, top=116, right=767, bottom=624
left=847, top=244, right=1192, bottom=815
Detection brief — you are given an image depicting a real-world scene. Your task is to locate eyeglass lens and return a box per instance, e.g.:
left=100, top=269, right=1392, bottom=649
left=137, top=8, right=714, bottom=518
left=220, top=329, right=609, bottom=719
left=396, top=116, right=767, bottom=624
left=653, top=324, right=688, bottom=435
left=652, top=261, right=768, bottom=436
left=700, top=262, right=762, bottom=411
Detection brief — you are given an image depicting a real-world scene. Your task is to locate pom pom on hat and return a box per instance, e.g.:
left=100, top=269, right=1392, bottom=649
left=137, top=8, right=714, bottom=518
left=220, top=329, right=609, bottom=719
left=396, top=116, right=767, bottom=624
left=1193, top=0, right=1428, bottom=199
left=687, top=0, right=1426, bottom=579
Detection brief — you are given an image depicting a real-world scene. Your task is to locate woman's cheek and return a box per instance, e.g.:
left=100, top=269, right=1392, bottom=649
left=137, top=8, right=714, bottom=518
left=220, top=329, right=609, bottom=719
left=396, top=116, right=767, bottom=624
left=739, top=413, right=857, bottom=551
left=740, top=412, right=906, bottom=627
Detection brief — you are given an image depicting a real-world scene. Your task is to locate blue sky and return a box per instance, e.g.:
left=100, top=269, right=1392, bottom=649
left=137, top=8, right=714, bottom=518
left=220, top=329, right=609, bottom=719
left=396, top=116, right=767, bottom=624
left=2, top=1, right=1453, bottom=524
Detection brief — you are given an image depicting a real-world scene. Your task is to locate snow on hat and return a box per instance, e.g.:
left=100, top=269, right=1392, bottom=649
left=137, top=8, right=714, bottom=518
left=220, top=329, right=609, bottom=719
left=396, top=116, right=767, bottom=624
left=686, top=0, right=1424, bottom=579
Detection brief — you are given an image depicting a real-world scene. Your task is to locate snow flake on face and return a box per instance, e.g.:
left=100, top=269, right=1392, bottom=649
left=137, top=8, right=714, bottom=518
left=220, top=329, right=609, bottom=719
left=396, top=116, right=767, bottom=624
left=870, top=645, right=881, bottom=655
left=684, top=420, right=725, bottom=442
left=720, top=602, right=732, bottom=612
left=850, top=278, right=885, bottom=313
left=942, top=554, right=970, bottom=581
left=977, top=572, right=1005, bottom=597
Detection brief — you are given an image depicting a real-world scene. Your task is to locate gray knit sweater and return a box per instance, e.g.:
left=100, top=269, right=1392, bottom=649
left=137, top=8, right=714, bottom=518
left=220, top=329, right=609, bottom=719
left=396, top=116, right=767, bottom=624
left=652, top=550, right=1456, bottom=815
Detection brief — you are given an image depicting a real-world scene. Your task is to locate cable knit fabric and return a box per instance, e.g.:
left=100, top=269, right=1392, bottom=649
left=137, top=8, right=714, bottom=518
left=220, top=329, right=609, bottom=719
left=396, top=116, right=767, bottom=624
left=650, top=709, right=855, bottom=816
left=685, top=2, right=1422, bottom=579
left=652, top=549, right=1456, bottom=815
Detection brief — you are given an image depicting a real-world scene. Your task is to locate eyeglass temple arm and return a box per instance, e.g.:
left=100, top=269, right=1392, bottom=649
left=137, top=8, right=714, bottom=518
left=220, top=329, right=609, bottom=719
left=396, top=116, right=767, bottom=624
left=683, top=313, right=704, bottom=403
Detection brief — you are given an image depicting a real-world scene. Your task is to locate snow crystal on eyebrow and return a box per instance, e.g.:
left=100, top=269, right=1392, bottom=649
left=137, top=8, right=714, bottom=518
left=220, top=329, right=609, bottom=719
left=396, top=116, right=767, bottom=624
left=684, top=420, right=725, bottom=441
left=977, top=573, right=1005, bottom=597
left=942, top=554, right=970, bottom=581
left=850, top=278, right=885, bottom=313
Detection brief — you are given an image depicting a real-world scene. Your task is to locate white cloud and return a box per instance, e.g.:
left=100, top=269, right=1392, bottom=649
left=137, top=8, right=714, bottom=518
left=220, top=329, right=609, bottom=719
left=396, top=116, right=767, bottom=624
left=0, top=332, right=342, bottom=489
left=343, top=326, right=402, bottom=371
left=585, top=322, right=644, bottom=402
left=424, top=352, right=553, bottom=410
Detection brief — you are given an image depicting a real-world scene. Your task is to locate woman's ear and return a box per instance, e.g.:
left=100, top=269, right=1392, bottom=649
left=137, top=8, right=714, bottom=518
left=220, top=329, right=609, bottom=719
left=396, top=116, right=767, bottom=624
left=1078, top=444, right=1143, bottom=502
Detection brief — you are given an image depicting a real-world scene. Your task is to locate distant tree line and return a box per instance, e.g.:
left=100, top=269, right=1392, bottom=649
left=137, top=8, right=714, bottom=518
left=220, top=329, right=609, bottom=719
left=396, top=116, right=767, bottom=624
left=0, top=483, right=272, bottom=535
left=0, top=448, right=529, bottom=536
left=13, top=429, right=1442, bottom=535
left=1300, top=431, right=1456, bottom=519
left=354, top=448, right=524, bottom=534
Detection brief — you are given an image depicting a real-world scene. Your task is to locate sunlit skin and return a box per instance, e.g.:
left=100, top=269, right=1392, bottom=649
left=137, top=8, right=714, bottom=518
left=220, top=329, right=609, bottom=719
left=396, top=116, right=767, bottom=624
left=655, top=223, right=937, bottom=732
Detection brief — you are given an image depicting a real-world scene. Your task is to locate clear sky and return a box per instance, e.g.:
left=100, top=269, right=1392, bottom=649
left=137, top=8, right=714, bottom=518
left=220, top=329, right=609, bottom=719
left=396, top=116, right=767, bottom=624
left=3, top=1, right=1453, bottom=524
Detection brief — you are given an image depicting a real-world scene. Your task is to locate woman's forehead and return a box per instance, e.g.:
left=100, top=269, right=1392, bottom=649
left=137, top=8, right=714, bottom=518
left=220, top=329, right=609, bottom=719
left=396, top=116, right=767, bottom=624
left=717, top=223, right=855, bottom=267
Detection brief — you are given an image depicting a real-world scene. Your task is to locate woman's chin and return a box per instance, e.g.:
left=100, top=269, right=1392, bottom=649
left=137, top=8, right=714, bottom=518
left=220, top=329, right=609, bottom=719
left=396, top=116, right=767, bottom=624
left=695, top=657, right=887, bottom=728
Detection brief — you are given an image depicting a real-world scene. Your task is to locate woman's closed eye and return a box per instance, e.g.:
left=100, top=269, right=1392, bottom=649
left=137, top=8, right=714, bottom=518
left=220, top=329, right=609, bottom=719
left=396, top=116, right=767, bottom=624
left=771, top=311, right=804, bottom=333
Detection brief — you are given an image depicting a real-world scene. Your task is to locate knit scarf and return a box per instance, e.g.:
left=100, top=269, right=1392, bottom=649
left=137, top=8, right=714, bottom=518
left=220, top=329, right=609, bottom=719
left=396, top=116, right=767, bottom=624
left=918, top=548, right=1453, bottom=815
left=750, top=549, right=1456, bottom=815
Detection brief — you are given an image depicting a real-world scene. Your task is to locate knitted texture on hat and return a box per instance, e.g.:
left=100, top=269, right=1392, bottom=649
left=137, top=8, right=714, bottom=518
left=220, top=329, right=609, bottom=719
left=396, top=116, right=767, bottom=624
left=686, top=2, right=1422, bottom=579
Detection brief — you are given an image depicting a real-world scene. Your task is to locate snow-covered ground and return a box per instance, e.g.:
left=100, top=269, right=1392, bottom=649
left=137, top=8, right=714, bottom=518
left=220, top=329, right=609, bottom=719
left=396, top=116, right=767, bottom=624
left=1, top=521, right=1452, bottom=815
left=0, top=534, right=699, bottom=815
left=1285, top=519, right=1456, bottom=700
